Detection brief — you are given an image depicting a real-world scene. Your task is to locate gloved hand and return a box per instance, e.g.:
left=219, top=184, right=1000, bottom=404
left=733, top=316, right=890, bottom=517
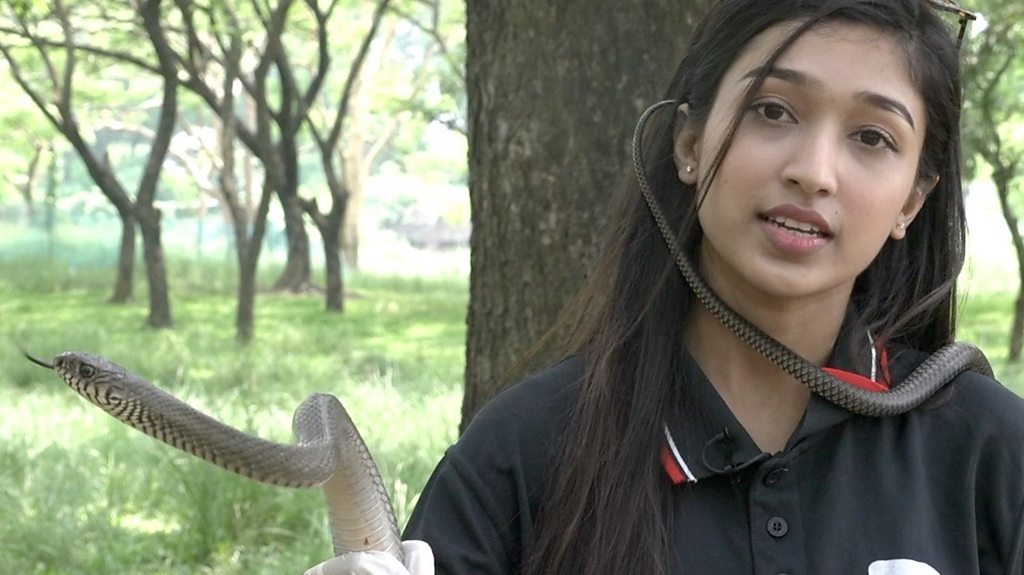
left=303, top=541, right=434, bottom=575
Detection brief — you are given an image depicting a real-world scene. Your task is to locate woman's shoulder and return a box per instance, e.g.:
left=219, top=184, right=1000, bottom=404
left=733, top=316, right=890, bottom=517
left=950, top=366, right=1024, bottom=410
left=402, top=358, right=587, bottom=568
left=946, top=366, right=1024, bottom=441
left=432, top=355, right=584, bottom=525
left=458, top=355, right=585, bottom=449
left=892, top=347, right=1024, bottom=455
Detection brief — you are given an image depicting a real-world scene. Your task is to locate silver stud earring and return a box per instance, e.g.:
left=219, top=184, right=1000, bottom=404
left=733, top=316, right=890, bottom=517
left=897, top=222, right=906, bottom=231
left=685, top=165, right=694, bottom=174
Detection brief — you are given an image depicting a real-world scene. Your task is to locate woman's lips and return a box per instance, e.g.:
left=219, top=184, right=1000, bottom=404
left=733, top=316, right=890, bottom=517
left=760, top=204, right=833, bottom=237
left=759, top=204, right=833, bottom=256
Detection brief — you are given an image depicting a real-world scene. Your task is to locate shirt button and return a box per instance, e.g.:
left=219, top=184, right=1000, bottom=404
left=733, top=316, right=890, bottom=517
left=767, top=516, right=789, bottom=538
left=763, top=467, right=786, bottom=486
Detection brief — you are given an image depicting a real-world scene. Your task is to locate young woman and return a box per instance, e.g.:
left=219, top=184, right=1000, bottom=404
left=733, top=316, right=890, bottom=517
left=308, top=0, right=1024, bottom=573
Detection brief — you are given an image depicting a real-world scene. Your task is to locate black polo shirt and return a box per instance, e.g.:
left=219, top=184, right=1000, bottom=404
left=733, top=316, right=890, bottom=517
left=404, top=338, right=1024, bottom=573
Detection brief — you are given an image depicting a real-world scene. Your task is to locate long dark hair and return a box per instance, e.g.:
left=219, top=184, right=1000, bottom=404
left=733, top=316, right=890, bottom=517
left=525, top=1, right=966, bottom=573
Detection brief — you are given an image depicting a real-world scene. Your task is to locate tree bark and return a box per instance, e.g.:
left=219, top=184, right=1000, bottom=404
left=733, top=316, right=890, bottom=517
left=111, top=209, right=136, bottom=303
left=303, top=199, right=345, bottom=312
left=237, top=182, right=275, bottom=343
left=136, top=206, right=172, bottom=326
left=462, top=0, right=711, bottom=430
left=271, top=188, right=313, bottom=292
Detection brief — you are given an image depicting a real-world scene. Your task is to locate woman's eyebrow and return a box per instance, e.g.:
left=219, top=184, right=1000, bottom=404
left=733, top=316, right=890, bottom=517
left=743, top=65, right=821, bottom=88
left=856, top=91, right=916, bottom=131
left=743, top=65, right=916, bottom=130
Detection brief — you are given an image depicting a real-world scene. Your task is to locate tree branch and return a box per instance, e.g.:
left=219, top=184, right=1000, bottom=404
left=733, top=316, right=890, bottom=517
left=136, top=0, right=179, bottom=207
left=0, top=25, right=159, bottom=72
left=324, top=0, right=391, bottom=151
left=389, top=0, right=465, bottom=84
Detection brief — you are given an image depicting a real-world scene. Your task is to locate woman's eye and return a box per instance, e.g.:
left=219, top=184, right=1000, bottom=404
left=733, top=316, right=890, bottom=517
left=757, top=103, right=790, bottom=121
left=855, top=129, right=896, bottom=151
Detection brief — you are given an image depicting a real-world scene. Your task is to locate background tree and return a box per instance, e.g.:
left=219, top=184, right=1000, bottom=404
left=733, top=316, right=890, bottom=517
left=217, top=31, right=277, bottom=343
left=301, top=0, right=391, bottom=312
left=461, top=0, right=713, bottom=428
left=0, top=94, right=52, bottom=225
left=166, top=0, right=317, bottom=295
left=160, top=0, right=452, bottom=314
left=0, top=0, right=177, bottom=326
left=1, top=0, right=467, bottom=339
left=338, top=0, right=465, bottom=269
left=962, top=0, right=1024, bottom=359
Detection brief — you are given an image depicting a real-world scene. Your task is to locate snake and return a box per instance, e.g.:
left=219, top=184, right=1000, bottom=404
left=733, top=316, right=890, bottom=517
left=25, top=351, right=403, bottom=563
left=631, top=100, right=994, bottom=416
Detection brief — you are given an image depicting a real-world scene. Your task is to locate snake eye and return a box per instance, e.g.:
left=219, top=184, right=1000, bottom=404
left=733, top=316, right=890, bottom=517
left=79, top=364, right=97, bottom=378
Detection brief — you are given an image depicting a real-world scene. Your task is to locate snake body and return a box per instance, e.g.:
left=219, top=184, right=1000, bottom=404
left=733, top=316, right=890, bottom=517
left=34, top=352, right=402, bottom=562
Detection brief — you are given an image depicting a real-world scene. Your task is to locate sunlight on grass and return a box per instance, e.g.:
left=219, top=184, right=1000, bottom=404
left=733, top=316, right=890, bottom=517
left=116, top=512, right=182, bottom=536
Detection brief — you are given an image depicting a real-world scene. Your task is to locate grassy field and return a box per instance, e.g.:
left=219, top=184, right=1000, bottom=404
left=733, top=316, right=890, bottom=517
left=0, top=229, right=468, bottom=574
left=1, top=218, right=1022, bottom=574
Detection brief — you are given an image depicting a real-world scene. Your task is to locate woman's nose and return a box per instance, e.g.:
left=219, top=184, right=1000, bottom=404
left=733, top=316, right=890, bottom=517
left=781, top=126, right=840, bottom=196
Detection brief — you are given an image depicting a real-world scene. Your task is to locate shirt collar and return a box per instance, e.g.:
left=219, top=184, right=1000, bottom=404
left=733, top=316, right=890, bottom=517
left=661, top=309, right=889, bottom=485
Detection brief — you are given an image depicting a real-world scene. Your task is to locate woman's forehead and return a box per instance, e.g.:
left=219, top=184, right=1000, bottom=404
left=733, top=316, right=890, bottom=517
left=718, top=20, right=924, bottom=118
left=727, top=20, right=909, bottom=81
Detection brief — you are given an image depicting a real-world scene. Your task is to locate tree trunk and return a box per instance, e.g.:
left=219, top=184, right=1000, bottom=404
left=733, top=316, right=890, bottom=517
left=323, top=220, right=344, bottom=312
left=340, top=128, right=367, bottom=270
left=237, top=182, right=277, bottom=343
left=137, top=205, right=173, bottom=328
left=307, top=162, right=351, bottom=312
left=461, top=0, right=711, bottom=430
left=237, top=244, right=258, bottom=343
left=272, top=187, right=313, bottom=292
left=134, top=0, right=178, bottom=329
left=111, top=208, right=136, bottom=303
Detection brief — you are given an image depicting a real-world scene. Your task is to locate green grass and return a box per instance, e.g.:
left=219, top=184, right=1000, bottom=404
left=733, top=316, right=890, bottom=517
left=0, top=235, right=468, bottom=574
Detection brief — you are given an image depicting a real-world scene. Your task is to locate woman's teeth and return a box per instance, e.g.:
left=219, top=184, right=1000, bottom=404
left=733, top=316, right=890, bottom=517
left=765, top=215, right=829, bottom=238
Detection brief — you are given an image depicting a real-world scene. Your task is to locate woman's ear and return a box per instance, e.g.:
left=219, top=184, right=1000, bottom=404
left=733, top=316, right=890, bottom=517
left=891, top=175, right=938, bottom=240
left=674, top=103, right=702, bottom=186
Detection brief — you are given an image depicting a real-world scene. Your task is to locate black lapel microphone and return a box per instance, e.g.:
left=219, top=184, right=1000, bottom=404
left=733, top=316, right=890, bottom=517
left=701, top=427, right=770, bottom=477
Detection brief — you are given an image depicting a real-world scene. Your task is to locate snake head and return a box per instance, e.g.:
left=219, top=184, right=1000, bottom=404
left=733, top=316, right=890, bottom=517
left=50, top=352, right=131, bottom=408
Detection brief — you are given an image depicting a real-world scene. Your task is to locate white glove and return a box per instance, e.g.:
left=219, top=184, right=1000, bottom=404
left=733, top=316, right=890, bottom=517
left=303, top=541, right=434, bottom=575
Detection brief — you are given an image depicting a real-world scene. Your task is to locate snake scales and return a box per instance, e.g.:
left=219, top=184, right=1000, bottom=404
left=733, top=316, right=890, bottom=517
left=26, top=351, right=403, bottom=563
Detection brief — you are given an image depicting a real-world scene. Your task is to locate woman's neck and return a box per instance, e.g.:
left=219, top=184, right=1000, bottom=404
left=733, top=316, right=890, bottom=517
left=683, top=292, right=850, bottom=453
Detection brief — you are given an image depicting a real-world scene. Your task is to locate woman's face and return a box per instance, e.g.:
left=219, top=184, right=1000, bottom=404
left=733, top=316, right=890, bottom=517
left=676, top=21, right=934, bottom=312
